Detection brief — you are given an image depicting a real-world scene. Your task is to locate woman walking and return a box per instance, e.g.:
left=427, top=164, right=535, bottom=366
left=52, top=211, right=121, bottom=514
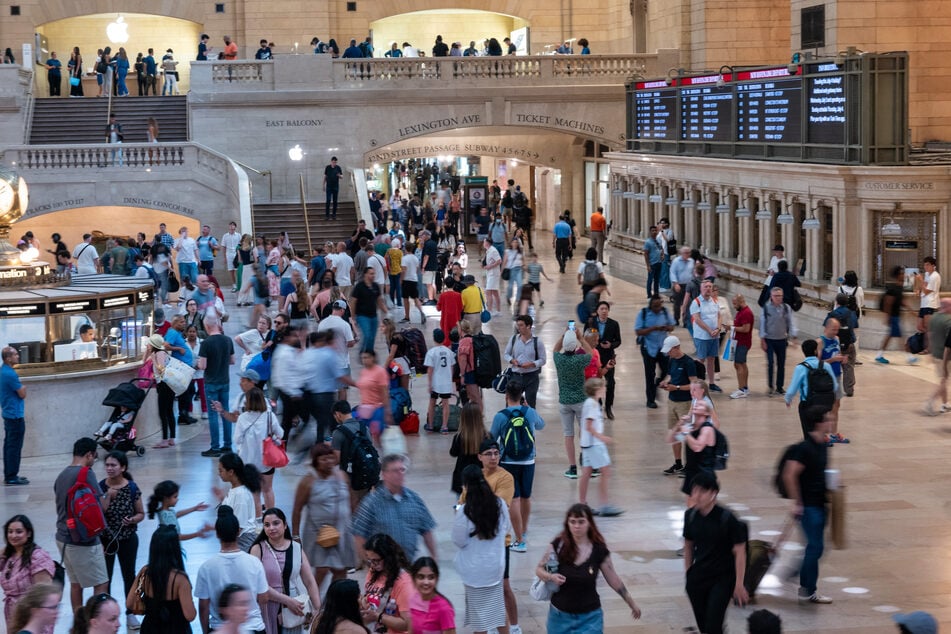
left=9, top=583, right=62, bottom=634
left=534, top=504, right=641, bottom=633
left=129, top=525, right=196, bottom=633
left=99, top=451, right=145, bottom=631
left=291, top=443, right=355, bottom=587
left=359, top=534, right=412, bottom=633
left=449, top=403, right=489, bottom=495
left=232, top=387, right=282, bottom=513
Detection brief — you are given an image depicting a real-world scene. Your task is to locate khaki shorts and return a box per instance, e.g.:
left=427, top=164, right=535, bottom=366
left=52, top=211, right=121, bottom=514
left=668, top=400, right=692, bottom=430
left=58, top=541, right=108, bottom=588
left=581, top=444, right=611, bottom=469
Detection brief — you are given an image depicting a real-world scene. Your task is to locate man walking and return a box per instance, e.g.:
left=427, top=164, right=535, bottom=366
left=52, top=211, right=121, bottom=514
left=593, top=301, right=623, bottom=419
left=553, top=213, right=573, bottom=273
left=683, top=472, right=748, bottom=634
left=503, top=315, right=547, bottom=409
left=782, top=406, right=835, bottom=605
left=729, top=294, right=754, bottom=399
left=669, top=246, right=695, bottom=326
left=348, top=267, right=388, bottom=352
left=352, top=454, right=438, bottom=561
left=220, top=221, right=241, bottom=291
left=658, top=336, right=696, bottom=475
left=784, top=339, right=837, bottom=440
left=761, top=287, right=795, bottom=396
left=55, top=438, right=109, bottom=610
left=199, top=315, right=235, bottom=457
left=876, top=265, right=915, bottom=365
left=589, top=206, right=607, bottom=263
left=490, top=382, right=546, bottom=553
left=1, top=347, right=27, bottom=485
left=72, top=233, right=100, bottom=275
left=690, top=280, right=723, bottom=392
left=644, top=225, right=664, bottom=297
left=553, top=327, right=593, bottom=479
left=196, top=224, right=218, bottom=277
left=323, top=156, right=343, bottom=220
left=635, top=295, right=675, bottom=409
left=827, top=293, right=858, bottom=398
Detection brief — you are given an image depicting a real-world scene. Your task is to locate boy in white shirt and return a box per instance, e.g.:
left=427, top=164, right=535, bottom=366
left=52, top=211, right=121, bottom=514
left=579, top=377, right=623, bottom=517
left=424, top=328, right=456, bottom=433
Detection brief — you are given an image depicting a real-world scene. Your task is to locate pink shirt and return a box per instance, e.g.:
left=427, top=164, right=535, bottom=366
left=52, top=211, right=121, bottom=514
left=409, top=592, right=456, bottom=633
left=357, top=364, right=390, bottom=407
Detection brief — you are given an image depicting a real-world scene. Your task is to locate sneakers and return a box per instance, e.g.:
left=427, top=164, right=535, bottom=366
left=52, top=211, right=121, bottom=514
left=709, top=383, right=723, bottom=393
left=828, top=433, right=850, bottom=444
left=591, top=468, right=601, bottom=478
left=875, top=356, right=890, bottom=364
left=4, top=477, right=29, bottom=486
left=646, top=401, right=658, bottom=409
left=510, top=625, right=523, bottom=634
left=908, top=356, right=919, bottom=364
left=564, top=466, right=578, bottom=479
left=598, top=505, right=624, bottom=517
left=126, top=614, right=141, bottom=630
left=663, top=463, right=685, bottom=475
left=201, top=448, right=222, bottom=457
left=799, top=591, right=833, bottom=604
left=924, top=400, right=937, bottom=417
left=730, top=389, right=748, bottom=399
left=941, top=404, right=951, bottom=413
left=510, top=541, right=527, bottom=553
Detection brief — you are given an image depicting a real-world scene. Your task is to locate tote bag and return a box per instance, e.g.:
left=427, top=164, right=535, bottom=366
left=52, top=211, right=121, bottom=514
left=160, top=356, right=195, bottom=395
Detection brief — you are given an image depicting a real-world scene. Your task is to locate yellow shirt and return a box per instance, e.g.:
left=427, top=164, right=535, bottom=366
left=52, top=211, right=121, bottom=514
left=459, top=466, right=515, bottom=545
left=386, top=248, right=403, bottom=275
left=461, top=285, right=483, bottom=314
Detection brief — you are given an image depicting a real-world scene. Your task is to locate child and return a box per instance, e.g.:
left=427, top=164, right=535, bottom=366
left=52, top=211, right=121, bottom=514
left=424, top=328, right=456, bottom=434
left=185, top=325, right=207, bottom=419
left=94, top=405, right=134, bottom=441
left=408, top=557, right=455, bottom=634
left=525, top=251, right=553, bottom=307
left=579, top=378, right=623, bottom=517
left=147, top=480, right=211, bottom=541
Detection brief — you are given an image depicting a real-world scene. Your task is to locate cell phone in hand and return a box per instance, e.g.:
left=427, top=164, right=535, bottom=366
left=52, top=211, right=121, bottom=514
left=568, top=320, right=575, bottom=330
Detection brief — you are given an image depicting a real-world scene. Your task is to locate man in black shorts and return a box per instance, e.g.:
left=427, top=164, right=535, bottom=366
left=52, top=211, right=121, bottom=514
left=399, top=241, right=425, bottom=324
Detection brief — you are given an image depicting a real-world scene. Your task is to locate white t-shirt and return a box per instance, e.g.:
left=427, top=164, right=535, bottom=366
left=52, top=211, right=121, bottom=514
left=317, top=315, right=355, bottom=369
left=194, top=551, right=268, bottom=631
left=484, top=246, right=502, bottom=286
left=332, top=252, right=355, bottom=286
left=220, top=231, right=241, bottom=255
left=234, top=409, right=281, bottom=470
left=367, top=253, right=387, bottom=283
left=401, top=253, right=420, bottom=282
left=922, top=271, right=941, bottom=310
left=764, top=255, right=786, bottom=284
left=424, top=345, right=455, bottom=394
left=221, top=485, right=258, bottom=538
left=72, top=241, right=98, bottom=274
left=689, top=296, right=720, bottom=341
left=580, top=397, right=604, bottom=448
left=576, top=259, right=604, bottom=277
left=174, top=236, right=198, bottom=263
left=235, top=328, right=268, bottom=369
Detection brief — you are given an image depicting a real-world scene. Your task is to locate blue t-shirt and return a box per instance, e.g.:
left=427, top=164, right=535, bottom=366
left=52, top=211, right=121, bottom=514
left=0, top=364, right=24, bottom=419
left=553, top=220, right=572, bottom=239
left=47, top=59, right=62, bottom=74
left=644, top=237, right=663, bottom=265
left=819, top=335, right=842, bottom=376
left=145, top=55, right=157, bottom=74
left=164, top=328, right=194, bottom=365
left=474, top=214, right=490, bottom=235
left=197, top=235, right=218, bottom=261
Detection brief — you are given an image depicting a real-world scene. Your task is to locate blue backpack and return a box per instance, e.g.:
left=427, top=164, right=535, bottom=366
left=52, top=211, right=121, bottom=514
left=390, top=387, right=412, bottom=424
left=246, top=352, right=272, bottom=382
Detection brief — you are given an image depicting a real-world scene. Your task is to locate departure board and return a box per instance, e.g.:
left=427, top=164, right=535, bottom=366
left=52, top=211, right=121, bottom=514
left=633, top=85, right=677, bottom=140
left=736, top=78, right=802, bottom=143
left=680, top=85, right=733, bottom=141
left=626, top=53, right=909, bottom=165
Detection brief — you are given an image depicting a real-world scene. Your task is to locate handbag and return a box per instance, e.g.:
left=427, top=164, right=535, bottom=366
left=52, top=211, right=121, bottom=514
left=492, top=367, right=513, bottom=394
left=166, top=270, right=181, bottom=293
left=315, top=477, right=342, bottom=548
left=268, top=542, right=313, bottom=629
left=480, top=289, right=492, bottom=324
left=128, top=568, right=148, bottom=615
left=501, top=267, right=511, bottom=281
left=722, top=327, right=735, bottom=362
left=262, top=412, right=289, bottom=468
left=159, top=355, right=195, bottom=396
left=529, top=575, right=554, bottom=601
left=70, top=76, right=81, bottom=87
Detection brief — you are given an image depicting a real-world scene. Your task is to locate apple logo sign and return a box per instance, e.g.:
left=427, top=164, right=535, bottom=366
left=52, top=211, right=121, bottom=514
left=106, top=16, right=129, bottom=44
left=288, top=145, right=304, bottom=161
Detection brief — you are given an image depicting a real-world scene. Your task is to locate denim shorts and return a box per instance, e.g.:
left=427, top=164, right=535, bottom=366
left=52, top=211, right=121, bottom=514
left=547, top=604, right=603, bottom=634
left=888, top=315, right=902, bottom=337
left=694, top=337, right=719, bottom=359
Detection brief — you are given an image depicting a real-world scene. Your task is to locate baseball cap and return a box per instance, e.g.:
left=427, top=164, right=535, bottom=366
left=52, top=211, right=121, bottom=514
left=238, top=368, right=261, bottom=382
left=892, top=612, right=937, bottom=634
left=332, top=299, right=347, bottom=310
left=462, top=274, right=476, bottom=284
left=660, top=335, right=681, bottom=354
left=479, top=438, right=500, bottom=454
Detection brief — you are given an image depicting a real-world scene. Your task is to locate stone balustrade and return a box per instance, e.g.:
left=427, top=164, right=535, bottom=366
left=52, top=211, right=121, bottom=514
left=15, top=143, right=187, bottom=169
left=192, top=51, right=679, bottom=92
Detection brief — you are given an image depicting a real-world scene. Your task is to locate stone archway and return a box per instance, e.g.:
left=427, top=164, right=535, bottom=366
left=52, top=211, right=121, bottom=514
left=369, top=8, right=527, bottom=57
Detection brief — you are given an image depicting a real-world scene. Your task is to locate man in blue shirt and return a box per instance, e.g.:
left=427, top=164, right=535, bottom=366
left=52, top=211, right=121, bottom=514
left=635, top=295, right=675, bottom=409
left=301, top=331, right=354, bottom=444
left=669, top=246, right=695, bottom=326
left=0, top=347, right=27, bottom=485
left=785, top=339, right=838, bottom=440
left=342, top=39, right=363, bottom=58
left=552, top=213, right=573, bottom=273
left=46, top=52, right=63, bottom=96
left=197, top=224, right=219, bottom=276
left=644, top=225, right=664, bottom=297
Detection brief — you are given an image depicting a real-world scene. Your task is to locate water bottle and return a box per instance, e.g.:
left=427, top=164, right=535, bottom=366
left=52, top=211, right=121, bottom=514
left=384, top=598, right=397, bottom=616
left=545, top=551, right=559, bottom=575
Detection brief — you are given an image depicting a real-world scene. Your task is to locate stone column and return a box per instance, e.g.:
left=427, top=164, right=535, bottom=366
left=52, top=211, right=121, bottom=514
left=700, top=188, right=715, bottom=256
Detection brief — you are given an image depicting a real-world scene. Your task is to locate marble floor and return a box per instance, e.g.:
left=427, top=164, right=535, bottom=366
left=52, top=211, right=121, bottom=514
left=3, top=240, right=950, bottom=633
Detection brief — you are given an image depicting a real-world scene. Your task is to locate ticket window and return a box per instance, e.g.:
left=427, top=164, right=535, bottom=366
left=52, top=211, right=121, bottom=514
left=0, top=317, right=48, bottom=364
left=874, top=211, right=937, bottom=287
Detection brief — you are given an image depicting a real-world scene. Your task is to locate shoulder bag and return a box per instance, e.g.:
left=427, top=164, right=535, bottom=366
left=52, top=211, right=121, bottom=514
left=315, top=478, right=341, bottom=548
left=266, top=541, right=312, bottom=629
left=480, top=288, right=492, bottom=324
left=159, top=355, right=195, bottom=396
left=262, top=412, right=289, bottom=468
left=128, top=567, right=148, bottom=615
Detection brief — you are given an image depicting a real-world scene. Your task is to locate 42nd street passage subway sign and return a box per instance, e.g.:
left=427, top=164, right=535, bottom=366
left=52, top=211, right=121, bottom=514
left=626, top=52, right=907, bottom=166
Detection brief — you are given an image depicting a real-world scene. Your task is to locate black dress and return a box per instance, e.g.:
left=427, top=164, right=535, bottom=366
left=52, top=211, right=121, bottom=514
left=449, top=433, right=484, bottom=493
left=681, top=421, right=716, bottom=495
left=141, top=571, right=192, bottom=634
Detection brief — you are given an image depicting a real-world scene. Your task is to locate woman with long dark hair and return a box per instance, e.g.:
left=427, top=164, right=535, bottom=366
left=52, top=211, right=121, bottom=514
left=359, top=534, right=411, bottom=633
left=129, top=525, right=196, bottom=633
left=250, top=508, right=321, bottom=634
left=0, top=515, right=55, bottom=632
left=99, top=450, right=145, bottom=631
left=451, top=465, right=508, bottom=634
left=68, top=47, right=84, bottom=97
left=534, top=504, right=641, bottom=633
left=213, top=453, right=262, bottom=551
left=311, top=579, right=367, bottom=634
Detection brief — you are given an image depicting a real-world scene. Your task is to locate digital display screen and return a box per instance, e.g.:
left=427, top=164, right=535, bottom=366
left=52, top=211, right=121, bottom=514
left=736, top=78, right=802, bottom=143
left=806, top=63, right=846, bottom=145
left=633, top=86, right=677, bottom=141
left=680, top=85, right=733, bottom=142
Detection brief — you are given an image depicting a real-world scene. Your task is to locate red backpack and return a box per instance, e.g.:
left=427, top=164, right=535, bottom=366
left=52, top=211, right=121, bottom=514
left=66, top=466, right=106, bottom=542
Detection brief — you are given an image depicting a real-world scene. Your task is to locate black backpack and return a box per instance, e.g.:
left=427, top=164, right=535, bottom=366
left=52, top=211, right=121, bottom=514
left=838, top=286, right=860, bottom=315
left=501, top=190, right=513, bottom=208
left=774, top=443, right=801, bottom=498
left=801, top=360, right=835, bottom=410
left=498, top=406, right=534, bottom=461
left=472, top=333, right=502, bottom=389
left=582, top=261, right=600, bottom=285
left=513, top=191, right=528, bottom=209
left=826, top=308, right=855, bottom=347
left=338, top=425, right=381, bottom=491
left=712, top=425, right=730, bottom=470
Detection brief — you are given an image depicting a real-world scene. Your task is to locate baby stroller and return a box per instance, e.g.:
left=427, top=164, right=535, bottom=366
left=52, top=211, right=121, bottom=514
left=97, top=378, right=151, bottom=456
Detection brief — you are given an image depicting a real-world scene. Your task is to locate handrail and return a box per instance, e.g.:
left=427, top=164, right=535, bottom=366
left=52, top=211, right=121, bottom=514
left=350, top=168, right=374, bottom=228
left=21, top=68, right=36, bottom=144
left=231, top=159, right=272, bottom=202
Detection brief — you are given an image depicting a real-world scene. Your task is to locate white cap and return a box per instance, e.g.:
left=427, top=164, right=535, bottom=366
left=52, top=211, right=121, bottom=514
left=562, top=330, right=579, bottom=352
left=660, top=335, right=681, bottom=354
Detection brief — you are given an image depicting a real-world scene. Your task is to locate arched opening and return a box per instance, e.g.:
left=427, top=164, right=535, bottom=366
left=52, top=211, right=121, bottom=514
left=35, top=13, right=202, bottom=96
left=369, top=9, right=529, bottom=56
